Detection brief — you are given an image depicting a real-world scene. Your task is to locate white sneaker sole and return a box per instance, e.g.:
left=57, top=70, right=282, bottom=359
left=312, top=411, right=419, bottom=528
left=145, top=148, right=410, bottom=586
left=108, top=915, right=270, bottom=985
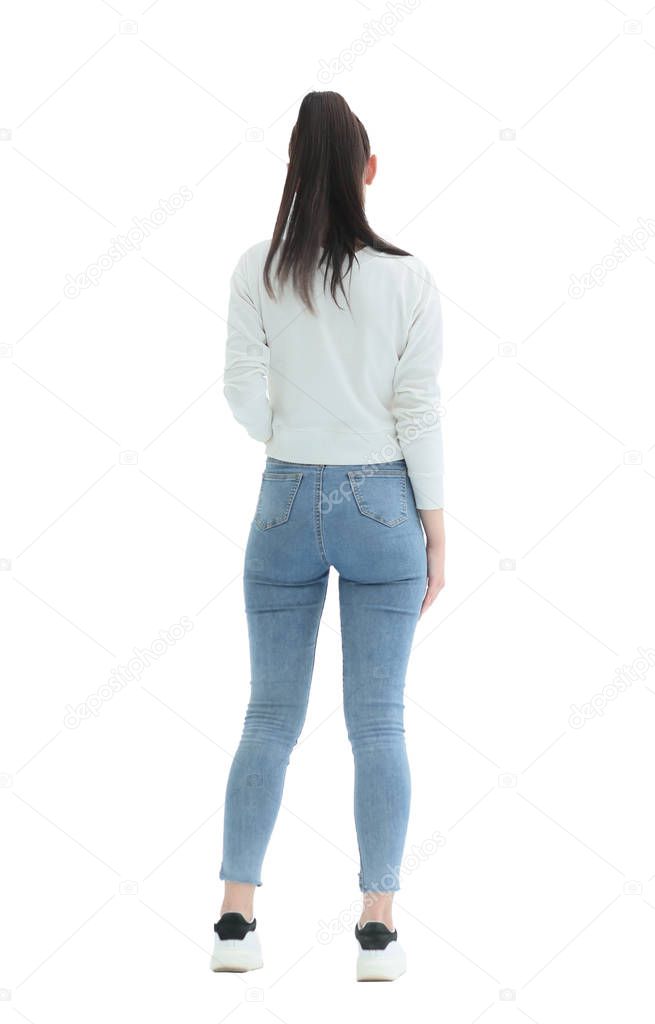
left=210, top=930, right=263, bottom=972
left=356, top=943, right=407, bottom=981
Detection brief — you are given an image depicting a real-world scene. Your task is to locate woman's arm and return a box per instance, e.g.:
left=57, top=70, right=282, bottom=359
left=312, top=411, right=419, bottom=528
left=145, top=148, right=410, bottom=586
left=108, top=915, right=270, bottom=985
left=223, top=251, right=273, bottom=443
left=390, top=261, right=445, bottom=510
left=391, top=260, right=446, bottom=614
left=418, top=508, right=445, bottom=616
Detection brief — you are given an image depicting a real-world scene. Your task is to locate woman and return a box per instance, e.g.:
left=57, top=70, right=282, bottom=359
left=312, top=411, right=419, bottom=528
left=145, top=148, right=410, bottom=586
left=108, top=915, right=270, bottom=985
left=212, top=91, right=445, bottom=982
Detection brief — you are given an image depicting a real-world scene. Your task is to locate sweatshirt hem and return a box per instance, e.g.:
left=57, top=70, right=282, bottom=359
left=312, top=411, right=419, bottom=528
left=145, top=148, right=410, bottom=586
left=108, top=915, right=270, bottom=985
left=265, top=427, right=403, bottom=466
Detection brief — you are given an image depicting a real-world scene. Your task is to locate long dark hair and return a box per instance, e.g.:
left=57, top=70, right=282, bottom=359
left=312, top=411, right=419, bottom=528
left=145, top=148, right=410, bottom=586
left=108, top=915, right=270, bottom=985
left=263, top=91, right=411, bottom=314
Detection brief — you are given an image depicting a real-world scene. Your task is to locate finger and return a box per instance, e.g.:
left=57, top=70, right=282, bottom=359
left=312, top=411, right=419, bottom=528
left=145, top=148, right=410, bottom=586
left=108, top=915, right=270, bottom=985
left=422, top=578, right=445, bottom=611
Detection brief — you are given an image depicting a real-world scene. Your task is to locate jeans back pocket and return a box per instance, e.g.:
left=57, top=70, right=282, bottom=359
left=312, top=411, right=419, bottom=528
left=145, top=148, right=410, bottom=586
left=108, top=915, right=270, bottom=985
left=347, top=469, right=408, bottom=527
left=254, top=471, right=303, bottom=530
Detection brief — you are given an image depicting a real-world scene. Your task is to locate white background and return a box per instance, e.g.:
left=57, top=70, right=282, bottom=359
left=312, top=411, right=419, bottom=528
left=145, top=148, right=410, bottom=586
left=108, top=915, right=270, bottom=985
left=2, top=0, right=655, bottom=1019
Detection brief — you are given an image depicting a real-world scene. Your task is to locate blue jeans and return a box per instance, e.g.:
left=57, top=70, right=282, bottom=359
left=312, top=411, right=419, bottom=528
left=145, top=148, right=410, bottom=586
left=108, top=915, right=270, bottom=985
left=219, top=456, right=427, bottom=892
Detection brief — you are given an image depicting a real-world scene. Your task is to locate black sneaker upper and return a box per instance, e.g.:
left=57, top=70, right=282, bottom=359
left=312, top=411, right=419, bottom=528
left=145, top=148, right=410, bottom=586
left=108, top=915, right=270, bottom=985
left=214, top=912, right=257, bottom=940
left=355, top=921, right=398, bottom=950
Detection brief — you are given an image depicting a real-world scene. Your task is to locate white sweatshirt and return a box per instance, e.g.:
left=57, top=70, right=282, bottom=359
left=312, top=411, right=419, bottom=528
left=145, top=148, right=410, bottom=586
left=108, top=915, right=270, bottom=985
left=223, top=239, right=445, bottom=509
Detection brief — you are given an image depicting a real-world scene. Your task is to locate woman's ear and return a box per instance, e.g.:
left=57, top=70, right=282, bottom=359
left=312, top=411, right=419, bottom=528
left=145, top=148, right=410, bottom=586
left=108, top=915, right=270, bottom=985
left=364, top=154, right=377, bottom=186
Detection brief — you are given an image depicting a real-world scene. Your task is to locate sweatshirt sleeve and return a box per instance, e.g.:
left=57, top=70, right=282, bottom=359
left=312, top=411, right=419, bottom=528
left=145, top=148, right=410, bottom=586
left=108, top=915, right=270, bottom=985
left=391, top=261, right=445, bottom=509
left=223, top=251, right=273, bottom=443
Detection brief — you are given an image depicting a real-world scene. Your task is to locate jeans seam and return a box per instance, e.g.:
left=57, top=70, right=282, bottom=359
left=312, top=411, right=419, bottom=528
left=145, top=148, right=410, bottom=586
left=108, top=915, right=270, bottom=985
left=314, top=466, right=329, bottom=564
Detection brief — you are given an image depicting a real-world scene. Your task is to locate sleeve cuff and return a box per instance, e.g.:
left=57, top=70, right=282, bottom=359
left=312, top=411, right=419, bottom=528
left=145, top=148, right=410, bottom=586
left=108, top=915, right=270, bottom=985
left=408, top=473, right=444, bottom=510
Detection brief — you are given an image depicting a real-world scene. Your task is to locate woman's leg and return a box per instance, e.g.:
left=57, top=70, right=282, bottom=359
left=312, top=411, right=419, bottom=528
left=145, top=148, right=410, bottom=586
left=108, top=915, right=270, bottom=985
left=218, top=463, right=329, bottom=918
left=358, top=892, right=395, bottom=930
left=220, top=881, right=256, bottom=920
left=219, top=570, right=329, bottom=903
left=338, top=573, right=425, bottom=927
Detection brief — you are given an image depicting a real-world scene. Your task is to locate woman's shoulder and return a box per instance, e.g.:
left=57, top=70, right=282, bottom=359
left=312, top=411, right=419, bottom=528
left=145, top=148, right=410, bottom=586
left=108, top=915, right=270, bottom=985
left=365, top=247, right=435, bottom=293
left=233, top=238, right=273, bottom=273
left=232, top=239, right=435, bottom=295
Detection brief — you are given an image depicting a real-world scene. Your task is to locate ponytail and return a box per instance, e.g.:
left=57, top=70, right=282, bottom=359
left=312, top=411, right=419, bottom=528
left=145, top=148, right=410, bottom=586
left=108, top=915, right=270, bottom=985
left=263, top=91, right=411, bottom=314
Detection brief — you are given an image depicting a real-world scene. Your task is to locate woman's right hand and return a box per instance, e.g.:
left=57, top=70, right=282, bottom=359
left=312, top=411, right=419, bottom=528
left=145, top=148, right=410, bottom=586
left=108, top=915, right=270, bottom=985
left=418, top=509, right=445, bottom=617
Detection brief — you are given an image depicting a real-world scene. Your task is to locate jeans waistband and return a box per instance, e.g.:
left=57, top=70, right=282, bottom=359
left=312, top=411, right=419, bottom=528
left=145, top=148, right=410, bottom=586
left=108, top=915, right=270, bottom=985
left=266, top=456, right=407, bottom=470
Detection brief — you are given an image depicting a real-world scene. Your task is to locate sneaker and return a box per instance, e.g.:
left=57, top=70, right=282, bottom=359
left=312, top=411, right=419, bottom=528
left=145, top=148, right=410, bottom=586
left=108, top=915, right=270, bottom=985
left=355, top=920, right=407, bottom=981
left=210, top=911, right=263, bottom=973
